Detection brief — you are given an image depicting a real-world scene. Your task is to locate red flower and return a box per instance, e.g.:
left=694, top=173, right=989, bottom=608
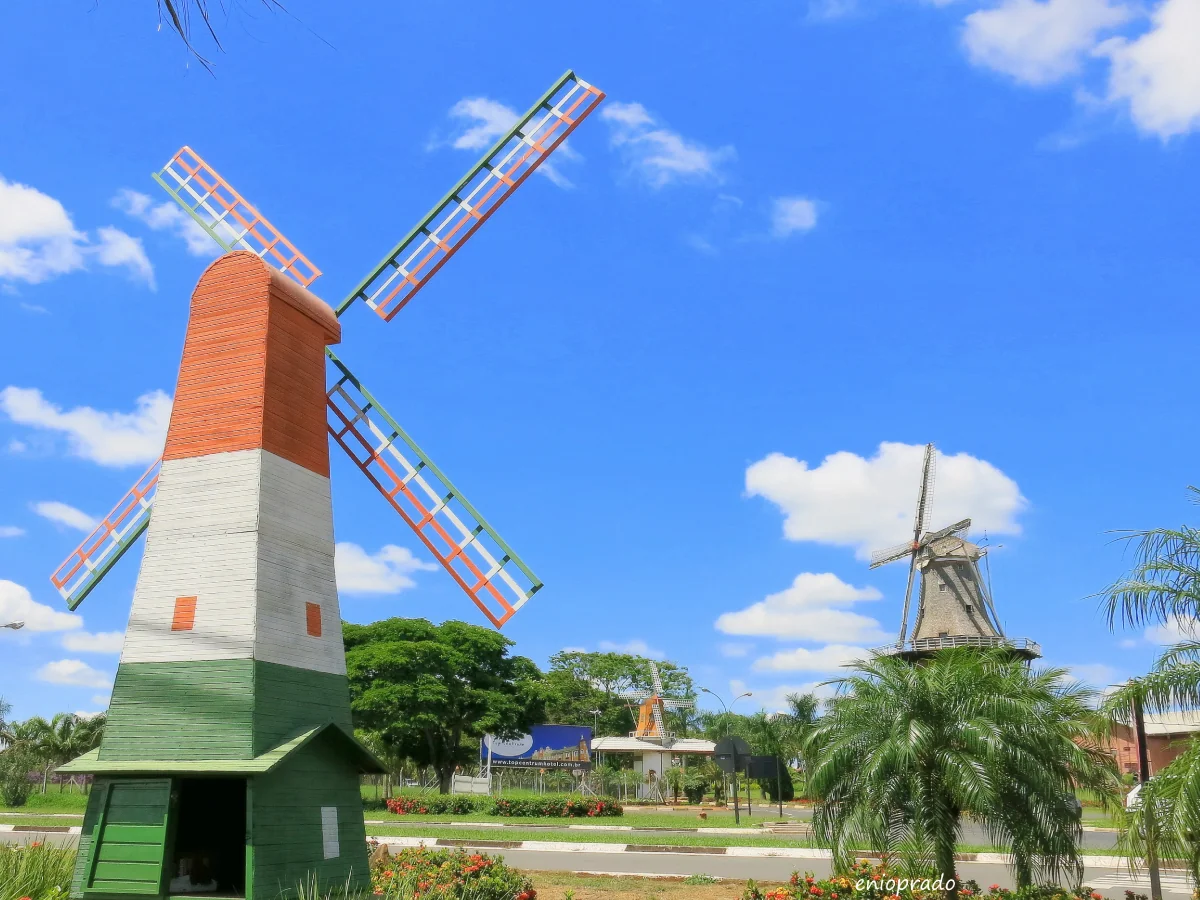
left=990, top=887, right=1001, bottom=893
left=1092, top=894, right=1103, bottom=899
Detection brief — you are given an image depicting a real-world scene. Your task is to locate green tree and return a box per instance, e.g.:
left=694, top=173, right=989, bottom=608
left=806, top=649, right=1119, bottom=896
left=344, top=618, right=543, bottom=794
left=1097, top=489, right=1200, bottom=880
left=542, top=651, right=694, bottom=737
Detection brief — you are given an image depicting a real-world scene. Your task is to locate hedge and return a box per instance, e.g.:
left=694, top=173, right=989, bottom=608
left=383, top=793, right=622, bottom=818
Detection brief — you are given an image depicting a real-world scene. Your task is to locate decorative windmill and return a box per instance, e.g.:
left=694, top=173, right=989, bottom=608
left=618, top=660, right=695, bottom=745
left=868, top=443, right=1039, bottom=659
left=52, top=71, right=604, bottom=900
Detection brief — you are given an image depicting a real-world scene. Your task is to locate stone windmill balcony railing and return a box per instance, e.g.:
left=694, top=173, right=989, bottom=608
left=872, top=634, right=1042, bottom=659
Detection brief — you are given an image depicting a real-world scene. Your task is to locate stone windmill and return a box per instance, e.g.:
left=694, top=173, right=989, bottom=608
left=868, top=443, right=1039, bottom=660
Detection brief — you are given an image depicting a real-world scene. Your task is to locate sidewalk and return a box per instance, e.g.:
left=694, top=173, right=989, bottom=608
left=368, top=835, right=1152, bottom=871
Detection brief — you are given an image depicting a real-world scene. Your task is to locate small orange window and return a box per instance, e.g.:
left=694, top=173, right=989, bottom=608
left=305, top=602, right=322, bottom=637
left=172, top=596, right=197, bottom=631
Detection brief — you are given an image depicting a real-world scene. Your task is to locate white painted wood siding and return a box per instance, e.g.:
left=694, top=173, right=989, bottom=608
left=119, top=449, right=345, bottom=675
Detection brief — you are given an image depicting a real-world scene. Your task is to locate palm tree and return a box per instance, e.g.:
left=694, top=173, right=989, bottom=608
left=1098, top=489, right=1200, bottom=880
left=805, top=649, right=1119, bottom=897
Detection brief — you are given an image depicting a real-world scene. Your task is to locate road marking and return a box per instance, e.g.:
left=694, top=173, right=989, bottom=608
left=1087, top=872, right=1194, bottom=896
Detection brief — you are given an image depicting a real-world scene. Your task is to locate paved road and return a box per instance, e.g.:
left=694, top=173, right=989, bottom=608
left=489, top=848, right=1191, bottom=898
left=5, top=832, right=1177, bottom=899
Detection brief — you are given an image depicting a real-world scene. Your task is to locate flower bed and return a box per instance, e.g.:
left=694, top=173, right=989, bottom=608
left=742, top=861, right=1132, bottom=900
left=383, top=794, right=621, bottom=818
left=369, top=846, right=533, bottom=900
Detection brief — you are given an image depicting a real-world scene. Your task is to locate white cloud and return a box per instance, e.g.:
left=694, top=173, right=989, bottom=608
left=1145, top=616, right=1200, bottom=645
left=440, top=97, right=576, bottom=188
left=753, top=643, right=869, bottom=672
left=719, top=642, right=753, bottom=658
left=598, top=638, right=666, bottom=659
left=334, top=542, right=437, bottom=594
left=93, top=227, right=155, bottom=289
left=0, top=175, right=158, bottom=287
left=8, top=440, right=27, bottom=453
left=33, top=501, right=97, bottom=532
left=0, top=175, right=86, bottom=283
left=770, top=197, right=819, bottom=237
left=36, top=659, right=112, bottom=689
left=1119, top=638, right=1138, bottom=648
left=601, top=101, right=736, bottom=188
left=0, top=526, right=24, bottom=538
left=111, top=189, right=217, bottom=256
left=1067, top=662, right=1120, bottom=686
left=963, top=0, right=1132, bottom=86
left=90, top=693, right=111, bottom=708
left=716, top=572, right=888, bottom=644
left=746, top=441, right=1026, bottom=560
left=62, top=630, right=125, bottom=653
left=0, top=580, right=81, bottom=632
left=1, top=386, right=171, bottom=467
left=1100, top=0, right=1200, bottom=138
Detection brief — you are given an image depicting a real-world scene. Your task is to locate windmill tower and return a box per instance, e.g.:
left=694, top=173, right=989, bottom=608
left=868, top=443, right=1040, bottom=660
left=53, top=72, right=604, bottom=900
left=617, top=661, right=695, bottom=800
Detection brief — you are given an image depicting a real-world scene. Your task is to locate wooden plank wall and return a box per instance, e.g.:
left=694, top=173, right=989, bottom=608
left=252, top=738, right=369, bottom=895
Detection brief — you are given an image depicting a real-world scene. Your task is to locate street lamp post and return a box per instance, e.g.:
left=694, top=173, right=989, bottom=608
left=700, top=687, right=751, bottom=824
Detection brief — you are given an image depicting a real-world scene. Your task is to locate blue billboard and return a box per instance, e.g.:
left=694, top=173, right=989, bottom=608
left=481, top=725, right=593, bottom=770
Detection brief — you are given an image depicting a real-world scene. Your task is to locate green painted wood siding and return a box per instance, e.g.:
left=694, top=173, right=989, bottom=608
left=252, top=660, right=352, bottom=754
left=83, top=780, right=172, bottom=896
left=102, top=661, right=255, bottom=760
left=99, top=660, right=351, bottom=762
left=251, top=736, right=369, bottom=897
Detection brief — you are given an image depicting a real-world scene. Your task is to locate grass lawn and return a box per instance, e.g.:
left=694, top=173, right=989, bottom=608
left=0, top=793, right=89, bottom=814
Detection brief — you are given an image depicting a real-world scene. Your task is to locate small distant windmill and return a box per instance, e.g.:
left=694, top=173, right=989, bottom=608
left=618, top=660, right=695, bottom=745
left=868, top=443, right=1039, bottom=659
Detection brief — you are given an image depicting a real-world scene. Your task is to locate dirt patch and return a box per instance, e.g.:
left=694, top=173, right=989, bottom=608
left=528, top=870, right=783, bottom=900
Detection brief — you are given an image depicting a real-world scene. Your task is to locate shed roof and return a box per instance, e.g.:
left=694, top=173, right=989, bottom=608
left=60, top=723, right=384, bottom=775
left=591, top=736, right=715, bottom=754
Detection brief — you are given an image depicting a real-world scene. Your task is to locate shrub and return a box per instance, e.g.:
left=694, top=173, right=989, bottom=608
left=0, top=842, right=76, bottom=900
left=385, top=795, right=490, bottom=816
left=369, top=846, right=533, bottom=900
left=741, top=862, right=1110, bottom=900
left=488, top=796, right=621, bottom=818
left=383, top=793, right=622, bottom=818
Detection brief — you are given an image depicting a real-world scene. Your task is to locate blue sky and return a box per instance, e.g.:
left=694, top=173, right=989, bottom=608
left=2, top=0, right=1198, bottom=719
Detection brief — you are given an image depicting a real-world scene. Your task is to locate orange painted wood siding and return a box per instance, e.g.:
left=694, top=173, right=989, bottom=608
left=162, top=252, right=340, bottom=476
left=171, top=596, right=197, bottom=631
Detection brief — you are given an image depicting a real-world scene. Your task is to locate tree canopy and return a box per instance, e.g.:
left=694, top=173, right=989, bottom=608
left=344, top=618, right=543, bottom=794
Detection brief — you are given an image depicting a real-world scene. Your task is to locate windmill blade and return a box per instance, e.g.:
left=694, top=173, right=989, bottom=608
left=896, top=551, right=919, bottom=647
left=913, top=442, right=936, bottom=540
left=50, top=460, right=161, bottom=610
left=650, top=699, right=667, bottom=738
left=869, top=540, right=914, bottom=569
left=649, top=660, right=666, bottom=697
left=660, top=698, right=695, bottom=709
left=336, top=71, right=605, bottom=322
left=923, top=517, right=972, bottom=545
left=153, top=146, right=322, bottom=288
left=325, top=349, right=542, bottom=628
left=617, top=692, right=650, bottom=701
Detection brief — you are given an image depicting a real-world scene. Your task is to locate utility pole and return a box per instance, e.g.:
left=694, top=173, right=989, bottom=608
left=1132, top=696, right=1162, bottom=900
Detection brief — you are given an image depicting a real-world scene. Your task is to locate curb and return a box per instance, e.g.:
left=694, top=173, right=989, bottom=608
left=0, top=824, right=82, bottom=835
left=367, top=836, right=1150, bottom=871
left=363, top=820, right=758, bottom=836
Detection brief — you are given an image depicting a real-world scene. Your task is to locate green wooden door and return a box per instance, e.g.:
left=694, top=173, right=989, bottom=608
left=84, top=779, right=173, bottom=895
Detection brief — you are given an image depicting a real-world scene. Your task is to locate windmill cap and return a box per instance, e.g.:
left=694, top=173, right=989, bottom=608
left=200, top=251, right=340, bottom=345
